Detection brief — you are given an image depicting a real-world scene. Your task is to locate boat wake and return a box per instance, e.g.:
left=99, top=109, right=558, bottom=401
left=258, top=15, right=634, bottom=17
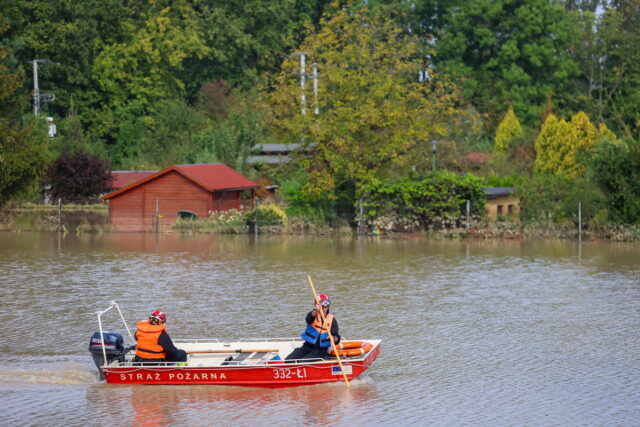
left=0, top=362, right=98, bottom=386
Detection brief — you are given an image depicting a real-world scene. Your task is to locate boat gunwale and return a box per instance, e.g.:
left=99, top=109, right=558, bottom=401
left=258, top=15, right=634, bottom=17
left=105, top=340, right=382, bottom=370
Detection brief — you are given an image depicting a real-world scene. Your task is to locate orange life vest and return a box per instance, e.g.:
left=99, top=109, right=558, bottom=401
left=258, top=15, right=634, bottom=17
left=135, top=320, right=167, bottom=359
left=301, top=313, right=334, bottom=347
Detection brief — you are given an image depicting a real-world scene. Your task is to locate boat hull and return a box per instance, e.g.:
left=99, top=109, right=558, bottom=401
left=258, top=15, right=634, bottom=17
left=103, top=344, right=380, bottom=387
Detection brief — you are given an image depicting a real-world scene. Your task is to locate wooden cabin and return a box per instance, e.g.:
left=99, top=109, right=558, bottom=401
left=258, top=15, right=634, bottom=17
left=103, top=164, right=259, bottom=232
left=485, top=187, right=519, bottom=221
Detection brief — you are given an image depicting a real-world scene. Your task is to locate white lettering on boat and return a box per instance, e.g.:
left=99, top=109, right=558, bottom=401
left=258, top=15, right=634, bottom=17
left=273, top=367, right=307, bottom=380
left=117, top=370, right=229, bottom=382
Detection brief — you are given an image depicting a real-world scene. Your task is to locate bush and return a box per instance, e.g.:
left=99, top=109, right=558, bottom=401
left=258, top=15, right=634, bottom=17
left=245, top=203, right=288, bottom=227
left=588, top=139, right=640, bottom=224
left=362, top=171, right=486, bottom=230
left=43, top=148, right=112, bottom=204
left=516, top=173, right=605, bottom=225
left=278, top=171, right=337, bottom=223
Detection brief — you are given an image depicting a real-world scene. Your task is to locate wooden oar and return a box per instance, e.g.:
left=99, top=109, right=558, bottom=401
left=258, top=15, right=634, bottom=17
left=307, top=274, right=350, bottom=387
left=187, top=349, right=279, bottom=354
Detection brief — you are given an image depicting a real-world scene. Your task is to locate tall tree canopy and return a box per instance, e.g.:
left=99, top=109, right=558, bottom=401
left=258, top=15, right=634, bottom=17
left=534, top=111, right=615, bottom=177
left=434, top=0, right=580, bottom=127
left=265, top=5, right=460, bottom=202
left=494, top=106, right=522, bottom=155
left=0, top=19, right=49, bottom=206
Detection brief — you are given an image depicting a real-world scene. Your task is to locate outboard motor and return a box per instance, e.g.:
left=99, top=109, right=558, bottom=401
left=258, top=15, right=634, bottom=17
left=88, top=332, right=124, bottom=380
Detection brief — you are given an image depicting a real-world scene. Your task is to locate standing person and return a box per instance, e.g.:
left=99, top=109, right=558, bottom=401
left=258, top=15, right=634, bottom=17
left=134, top=310, right=187, bottom=364
left=286, top=294, right=340, bottom=361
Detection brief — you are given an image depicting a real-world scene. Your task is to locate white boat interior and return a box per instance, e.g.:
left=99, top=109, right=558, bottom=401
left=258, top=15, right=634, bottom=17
left=112, top=338, right=382, bottom=368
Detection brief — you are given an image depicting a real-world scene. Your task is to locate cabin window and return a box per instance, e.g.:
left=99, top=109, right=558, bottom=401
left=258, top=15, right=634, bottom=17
left=497, top=205, right=503, bottom=215
left=508, top=204, right=515, bottom=214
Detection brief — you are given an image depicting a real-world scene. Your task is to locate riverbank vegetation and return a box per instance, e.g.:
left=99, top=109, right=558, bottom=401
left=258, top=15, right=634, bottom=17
left=1, top=1, right=639, bottom=238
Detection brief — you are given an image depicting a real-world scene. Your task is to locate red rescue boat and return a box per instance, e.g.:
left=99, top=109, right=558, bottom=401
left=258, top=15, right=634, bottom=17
left=89, top=302, right=381, bottom=387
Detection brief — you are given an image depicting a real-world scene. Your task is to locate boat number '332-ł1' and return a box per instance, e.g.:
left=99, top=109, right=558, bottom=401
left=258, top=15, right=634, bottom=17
left=273, top=367, right=307, bottom=379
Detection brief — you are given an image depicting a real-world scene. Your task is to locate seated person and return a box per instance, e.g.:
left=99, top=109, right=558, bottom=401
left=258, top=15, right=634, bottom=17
left=134, top=310, right=187, bottom=364
left=286, top=294, right=340, bottom=361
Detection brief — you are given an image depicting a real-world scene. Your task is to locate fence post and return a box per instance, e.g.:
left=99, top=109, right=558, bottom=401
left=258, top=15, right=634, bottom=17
left=578, top=201, right=582, bottom=242
left=57, top=198, right=62, bottom=232
left=358, top=198, right=364, bottom=236
left=155, top=198, right=159, bottom=234
left=254, top=198, right=260, bottom=235
left=466, top=200, right=470, bottom=228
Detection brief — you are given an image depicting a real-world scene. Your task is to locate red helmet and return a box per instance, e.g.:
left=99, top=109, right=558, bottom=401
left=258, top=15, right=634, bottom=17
left=317, top=294, right=331, bottom=306
left=150, top=310, right=166, bottom=324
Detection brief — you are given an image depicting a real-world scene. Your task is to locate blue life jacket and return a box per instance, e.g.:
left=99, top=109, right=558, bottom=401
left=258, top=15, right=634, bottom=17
left=301, top=313, right=334, bottom=347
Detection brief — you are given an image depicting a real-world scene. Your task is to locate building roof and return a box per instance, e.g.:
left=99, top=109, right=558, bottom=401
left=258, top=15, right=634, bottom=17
left=485, top=187, right=515, bottom=198
left=103, top=163, right=259, bottom=200
left=251, top=143, right=303, bottom=153
left=466, top=152, right=490, bottom=165
left=247, top=155, right=292, bottom=165
left=110, top=171, right=156, bottom=189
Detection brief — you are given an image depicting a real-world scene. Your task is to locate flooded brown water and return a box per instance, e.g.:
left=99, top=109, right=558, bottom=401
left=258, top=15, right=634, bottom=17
left=0, top=232, right=639, bottom=426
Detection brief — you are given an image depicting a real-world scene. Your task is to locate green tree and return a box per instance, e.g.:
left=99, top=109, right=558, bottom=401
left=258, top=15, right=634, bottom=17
left=517, top=173, right=605, bottom=224
left=183, top=0, right=332, bottom=93
left=363, top=171, right=486, bottom=229
left=43, top=148, right=112, bottom=204
left=494, top=106, right=523, bottom=155
left=589, top=139, right=640, bottom=224
left=139, top=98, right=207, bottom=169
left=534, top=111, right=615, bottom=177
left=0, top=23, right=49, bottom=206
left=190, top=87, right=272, bottom=175
left=2, top=0, right=133, bottom=124
left=435, top=0, right=580, bottom=127
left=265, top=5, right=460, bottom=206
left=600, top=1, right=640, bottom=137
left=92, top=1, right=209, bottom=127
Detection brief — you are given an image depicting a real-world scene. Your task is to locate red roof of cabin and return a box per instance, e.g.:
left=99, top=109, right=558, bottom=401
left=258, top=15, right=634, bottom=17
left=466, top=152, right=490, bottom=165
left=103, top=164, right=259, bottom=200
left=110, top=171, right=156, bottom=189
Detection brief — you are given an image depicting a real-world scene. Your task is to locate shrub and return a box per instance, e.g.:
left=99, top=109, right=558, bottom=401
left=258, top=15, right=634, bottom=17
left=363, top=171, right=486, bottom=230
left=43, top=148, right=112, bottom=204
left=245, top=203, right=288, bottom=227
left=516, top=173, right=605, bottom=225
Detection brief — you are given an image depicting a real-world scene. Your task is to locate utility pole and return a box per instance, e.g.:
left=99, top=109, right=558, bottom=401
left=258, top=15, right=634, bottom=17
left=312, top=62, right=319, bottom=115
left=31, top=60, right=40, bottom=116
left=298, top=52, right=307, bottom=116
left=430, top=140, right=439, bottom=172
left=27, top=59, right=59, bottom=117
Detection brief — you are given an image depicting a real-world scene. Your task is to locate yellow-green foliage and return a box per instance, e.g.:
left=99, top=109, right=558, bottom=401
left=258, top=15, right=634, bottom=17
left=494, top=106, right=522, bottom=154
left=264, top=6, right=460, bottom=199
left=534, top=112, right=617, bottom=177
left=255, top=203, right=288, bottom=226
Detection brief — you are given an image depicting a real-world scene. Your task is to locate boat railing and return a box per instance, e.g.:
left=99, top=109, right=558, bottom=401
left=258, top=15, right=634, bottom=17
left=173, top=337, right=300, bottom=344
left=236, top=337, right=301, bottom=343
left=173, top=338, right=222, bottom=344
left=95, top=301, right=136, bottom=367
left=113, top=360, right=187, bottom=367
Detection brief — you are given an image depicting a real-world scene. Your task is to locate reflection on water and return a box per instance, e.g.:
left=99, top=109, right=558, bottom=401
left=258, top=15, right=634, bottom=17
left=85, top=379, right=380, bottom=426
left=0, top=232, right=639, bottom=425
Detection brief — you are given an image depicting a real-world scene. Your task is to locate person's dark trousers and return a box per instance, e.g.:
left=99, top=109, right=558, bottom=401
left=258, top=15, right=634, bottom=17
left=285, top=342, right=327, bottom=362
